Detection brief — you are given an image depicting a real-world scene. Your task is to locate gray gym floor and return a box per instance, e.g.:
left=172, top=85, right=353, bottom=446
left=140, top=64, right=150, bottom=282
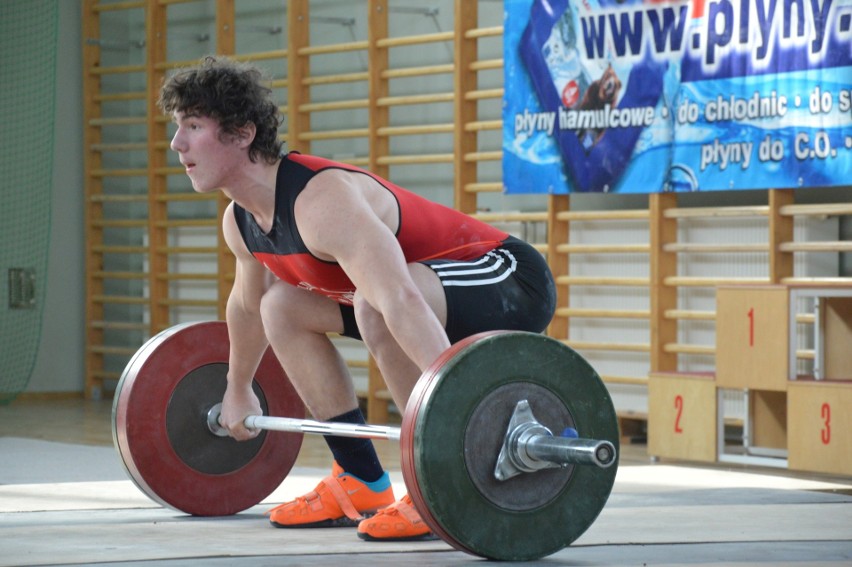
left=1, top=400, right=851, bottom=566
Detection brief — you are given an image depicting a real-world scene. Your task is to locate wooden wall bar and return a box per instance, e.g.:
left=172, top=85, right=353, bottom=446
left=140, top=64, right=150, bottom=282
left=145, top=0, right=169, bottom=334
left=82, top=0, right=106, bottom=398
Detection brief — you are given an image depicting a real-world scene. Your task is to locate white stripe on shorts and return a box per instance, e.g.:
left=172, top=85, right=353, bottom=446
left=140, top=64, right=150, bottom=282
left=435, top=249, right=518, bottom=287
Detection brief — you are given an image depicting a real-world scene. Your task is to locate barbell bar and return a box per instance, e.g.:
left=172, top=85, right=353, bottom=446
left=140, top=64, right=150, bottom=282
left=207, top=403, right=402, bottom=441
left=206, top=402, right=617, bottom=474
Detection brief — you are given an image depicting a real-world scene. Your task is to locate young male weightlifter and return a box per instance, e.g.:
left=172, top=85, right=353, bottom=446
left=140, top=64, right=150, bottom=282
left=159, top=56, right=556, bottom=541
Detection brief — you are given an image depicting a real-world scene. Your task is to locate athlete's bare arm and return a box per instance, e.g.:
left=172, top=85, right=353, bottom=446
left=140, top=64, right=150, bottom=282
left=219, top=202, right=271, bottom=440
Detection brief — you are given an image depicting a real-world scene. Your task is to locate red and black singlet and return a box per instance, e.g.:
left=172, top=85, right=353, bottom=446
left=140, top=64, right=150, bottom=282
left=233, top=152, right=509, bottom=305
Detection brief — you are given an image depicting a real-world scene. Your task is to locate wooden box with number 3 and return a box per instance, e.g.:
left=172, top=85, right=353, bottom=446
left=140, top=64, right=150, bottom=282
left=716, top=285, right=789, bottom=391
left=788, top=380, right=852, bottom=476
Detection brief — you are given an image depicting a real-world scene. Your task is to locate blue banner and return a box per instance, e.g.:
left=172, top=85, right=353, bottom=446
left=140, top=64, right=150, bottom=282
left=503, top=0, right=852, bottom=193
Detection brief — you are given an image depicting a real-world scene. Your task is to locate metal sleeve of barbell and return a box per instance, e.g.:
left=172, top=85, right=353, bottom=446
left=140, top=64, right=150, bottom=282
left=244, top=415, right=402, bottom=442
left=524, top=435, right=617, bottom=468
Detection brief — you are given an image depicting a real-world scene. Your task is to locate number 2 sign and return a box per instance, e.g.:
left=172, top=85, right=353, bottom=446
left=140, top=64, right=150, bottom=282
left=674, top=395, right=684, bottom=434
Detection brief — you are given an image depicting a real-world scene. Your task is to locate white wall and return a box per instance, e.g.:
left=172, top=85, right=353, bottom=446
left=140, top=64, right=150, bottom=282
left=26, top=0, right=85, bottom=393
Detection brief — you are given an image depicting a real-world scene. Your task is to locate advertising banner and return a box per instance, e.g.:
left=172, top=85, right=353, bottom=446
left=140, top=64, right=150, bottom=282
left=503, top=0, right=852, bottom=193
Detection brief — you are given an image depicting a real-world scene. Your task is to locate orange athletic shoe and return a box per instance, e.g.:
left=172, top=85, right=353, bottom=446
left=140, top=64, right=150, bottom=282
left=267, top=462, right=395, bottom=529
left=356, top=494, right=439, bottom=541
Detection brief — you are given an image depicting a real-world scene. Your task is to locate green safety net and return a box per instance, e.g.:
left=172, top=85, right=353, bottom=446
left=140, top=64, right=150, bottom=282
left=0, top=1, right=59, bottom=404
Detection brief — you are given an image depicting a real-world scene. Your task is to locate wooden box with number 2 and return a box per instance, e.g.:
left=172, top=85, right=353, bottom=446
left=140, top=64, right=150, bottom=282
left=648, top=373, right=717, bottom=463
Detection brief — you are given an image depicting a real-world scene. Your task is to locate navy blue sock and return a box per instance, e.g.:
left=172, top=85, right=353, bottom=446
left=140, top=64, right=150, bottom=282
left=323, top=408, right=385, bottom=483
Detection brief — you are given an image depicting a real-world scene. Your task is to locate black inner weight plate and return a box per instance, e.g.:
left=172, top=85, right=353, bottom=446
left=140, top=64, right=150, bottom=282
left=464, top=382, right=574, bottom=511
left=166, top=363, right=269, bottom=475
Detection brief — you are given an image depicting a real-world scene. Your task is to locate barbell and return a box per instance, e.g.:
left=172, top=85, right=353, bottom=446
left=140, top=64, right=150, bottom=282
left=112, top=321, right=620, bottom=561
left=205, top=404, right=615, bottom=470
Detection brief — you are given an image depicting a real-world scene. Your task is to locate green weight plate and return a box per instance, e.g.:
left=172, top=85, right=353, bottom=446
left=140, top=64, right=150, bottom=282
left=401, top=331, right=619, bottom=561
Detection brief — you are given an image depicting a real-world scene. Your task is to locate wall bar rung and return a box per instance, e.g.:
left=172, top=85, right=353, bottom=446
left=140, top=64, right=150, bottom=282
left=299, top=99, right=369, bottom=112
left=564, top=340, right=651, bottom=353
left=383, top=64, right=454, bottom=79
left=376, top=153, right=453, bottom=165
left=377, top=92, right=454, bottom=107
left=465, top=119, right=501, bottom=131
left=304, top=72, right=368, bottom=85
left=779, top=241, right=852, bottom=252
left=558, top=276, right=650, bottom=286
left=664, top=205, right=770, bottom=218
left=92, top=271, right=148, bottom=280
left=376, top=31, right=454, bottom=48
left=663, top=276, right=770, bottom=287
left=465, top=26, right=503, bottom=39
left=377, top=124, right=453, bottom=136
left=299, top=40, right=369, bottom=56
left=557, top=244, right=650, bottom=254
left=470, top=58, right=503, bottom=71
left=299, top=128, right=370, bottom=141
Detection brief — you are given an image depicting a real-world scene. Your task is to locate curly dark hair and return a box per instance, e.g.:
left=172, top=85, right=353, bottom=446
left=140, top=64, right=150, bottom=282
left=158, top=56, right=283, bottom=164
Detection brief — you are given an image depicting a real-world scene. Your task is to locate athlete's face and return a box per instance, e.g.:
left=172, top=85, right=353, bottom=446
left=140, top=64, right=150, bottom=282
left=169, top=111, right=242, bottom=193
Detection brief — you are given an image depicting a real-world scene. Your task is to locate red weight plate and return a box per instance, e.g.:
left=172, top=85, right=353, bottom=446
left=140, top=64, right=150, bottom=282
left=400, top=332, right=495, bottom=554
left=113, top=321, right=304, bottom=516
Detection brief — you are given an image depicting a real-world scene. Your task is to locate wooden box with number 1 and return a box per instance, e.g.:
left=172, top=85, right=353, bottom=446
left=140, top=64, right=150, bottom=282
left=716, top=285, right=789, bottom=391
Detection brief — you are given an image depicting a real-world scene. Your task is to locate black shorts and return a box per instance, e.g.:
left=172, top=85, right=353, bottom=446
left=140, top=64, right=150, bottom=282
left=339, top=236, right=556, bottom=343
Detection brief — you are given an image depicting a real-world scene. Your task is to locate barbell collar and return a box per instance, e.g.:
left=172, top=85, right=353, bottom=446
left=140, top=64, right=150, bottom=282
left=524, top=435, right=617, bottom=469
left=494, top=399, right=617, bottom=480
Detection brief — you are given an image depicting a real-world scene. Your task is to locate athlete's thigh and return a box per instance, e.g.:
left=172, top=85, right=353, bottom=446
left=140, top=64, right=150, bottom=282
left=261, top=279, right=346, bottom=335
left=407, top=262, right=448, bottom=327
